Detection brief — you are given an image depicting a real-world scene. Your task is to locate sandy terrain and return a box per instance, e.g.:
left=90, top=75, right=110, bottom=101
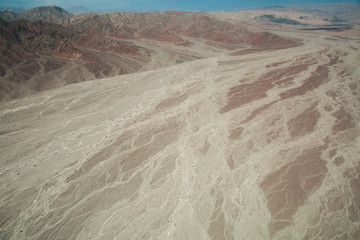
left=0, top=28, right=359, bottom=240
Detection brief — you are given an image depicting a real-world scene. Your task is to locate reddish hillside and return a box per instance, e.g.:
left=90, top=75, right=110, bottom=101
left=2, top=19, right=83, bottom=58
left=1, top=7, right=297, bottom=58
left=0, top=18, right=40, bottom=75
left=1, top=6, right=297, bottom=49
left=0, top=16, right=143, bottom=65
left=0, top=6, right=299, bottom=101
left=0, top=16, right=147, bottom=101
left=69, top=11, right=297, bottom=48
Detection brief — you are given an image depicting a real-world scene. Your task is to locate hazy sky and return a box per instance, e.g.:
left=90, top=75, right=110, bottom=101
left=0, top=0, right=359, bottom=12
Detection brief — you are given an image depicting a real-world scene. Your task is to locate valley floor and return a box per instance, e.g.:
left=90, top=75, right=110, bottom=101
left=0, top=29, right=359, bottom=240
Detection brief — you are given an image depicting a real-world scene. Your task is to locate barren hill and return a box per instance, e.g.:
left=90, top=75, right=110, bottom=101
left=0, top=6, right=297, bottom=101
left=0, top=6, right=72, bottom=24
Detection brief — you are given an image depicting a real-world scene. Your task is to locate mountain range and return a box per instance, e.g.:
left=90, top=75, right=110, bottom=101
left=0, top=6, right=297, bottom=101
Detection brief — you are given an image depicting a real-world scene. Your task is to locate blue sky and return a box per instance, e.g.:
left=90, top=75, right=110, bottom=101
left=0, top=0, right=359, bottom=12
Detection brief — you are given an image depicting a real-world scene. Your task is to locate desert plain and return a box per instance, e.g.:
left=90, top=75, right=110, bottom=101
left=0, top=5, right=360, bottom=240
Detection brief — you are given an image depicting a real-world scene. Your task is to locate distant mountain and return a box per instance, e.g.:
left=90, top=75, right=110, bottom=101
left=210, top=3, right=360, bottom=26
left=0, top=6, right=28, bottom=13
left=291, top=3, right=360, bottom=23
left=260, top=5, right=287, bottom=11
left=259, top=14, right=304, bottom=25
left=66, top=6, right=93, bottom=15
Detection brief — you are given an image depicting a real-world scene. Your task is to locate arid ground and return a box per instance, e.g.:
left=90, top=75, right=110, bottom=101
left=0, top=4, right=360, bottom=240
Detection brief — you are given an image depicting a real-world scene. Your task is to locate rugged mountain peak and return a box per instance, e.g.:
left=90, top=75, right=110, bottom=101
left=0, top=17, right=85, bottom=62
left=17, top=6, right=72, bottom=21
